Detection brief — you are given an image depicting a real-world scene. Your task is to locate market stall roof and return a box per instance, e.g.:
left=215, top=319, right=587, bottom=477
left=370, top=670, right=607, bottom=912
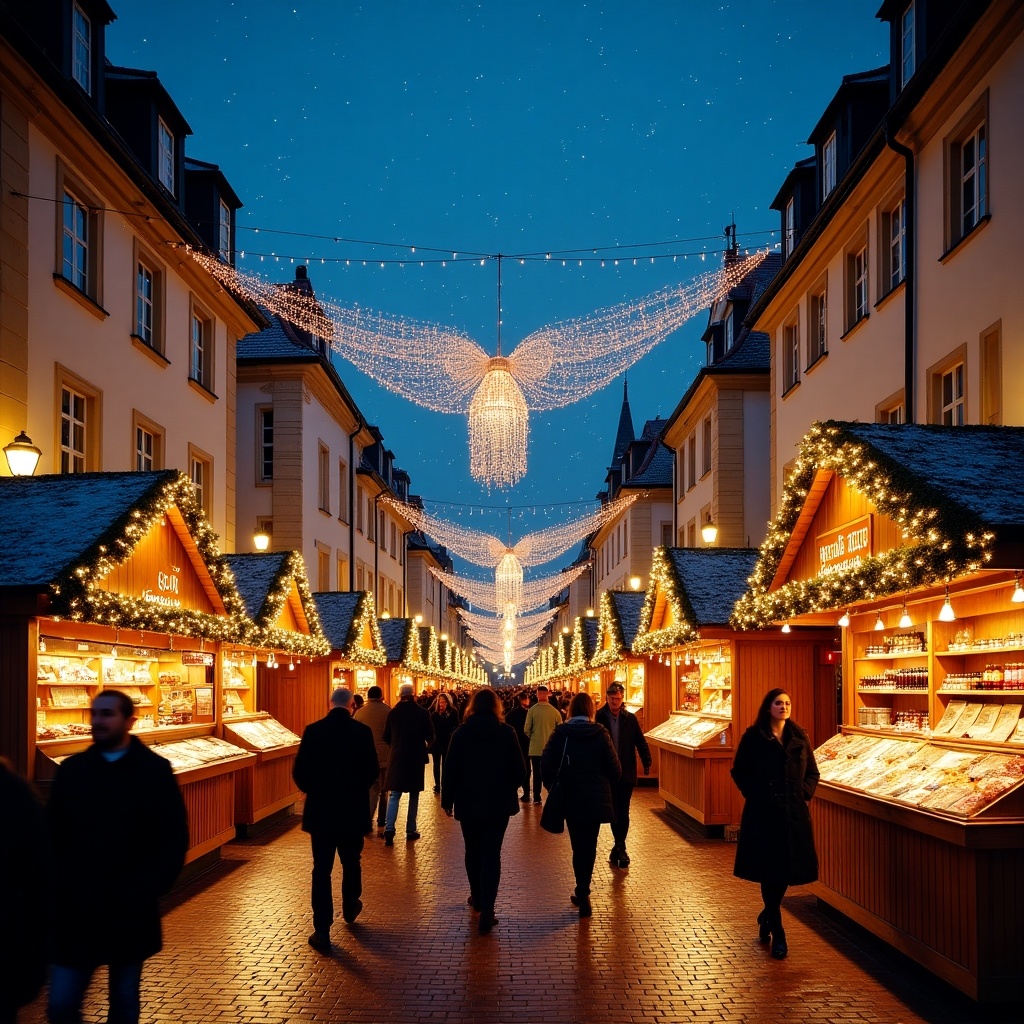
left=0, top=471, right=246, bottom=638
left=378, top=617, right=412, bottom=663
left=634, top=547, right=760, bottom=653
left=226, top=553, right=328, bottom=656
left=732, top=421, right=1024, bottom=630
left=313, top=591, right=386, bottom=665
left=591, top=590, right=647, bottom=667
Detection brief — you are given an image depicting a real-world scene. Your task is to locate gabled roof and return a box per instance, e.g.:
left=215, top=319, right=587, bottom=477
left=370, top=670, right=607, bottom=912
left=732, top=421, right=1024, bottom=629
left=225, top=553, right=328, bottom=655
left=313, top=591, right=386, bottom=664
left=622, top=439, right=673, bottom=489
left=378, top=617, right=412, bottom=662
left=591, top=590, right=647, bottom=667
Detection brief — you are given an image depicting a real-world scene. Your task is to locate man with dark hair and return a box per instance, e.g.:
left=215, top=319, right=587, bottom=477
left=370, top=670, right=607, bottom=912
left=354, top=684, right=391, bottom=831
left=293, top=688, right=379, bottom=951
left=47, top=690, right=189, bottom=1024
left=504, top=690, right=533, bottom=802
left=523, top=685, right=562, bottom=803
left=382, top=682, right=434, bottom=844
left=596, top=682, right=652, bottom=867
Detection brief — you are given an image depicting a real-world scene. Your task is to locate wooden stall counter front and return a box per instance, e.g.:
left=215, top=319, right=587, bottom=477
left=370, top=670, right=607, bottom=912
left=810, top=730, right=1024, bottom=1003
left=222, top=715, right=302, bottom=833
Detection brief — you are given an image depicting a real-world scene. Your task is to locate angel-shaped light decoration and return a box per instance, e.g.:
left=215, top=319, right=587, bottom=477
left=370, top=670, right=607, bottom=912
left=188, top=248, right=767, bottom=488
left=429, top=561, right=590, bottom=616
left=459, top=603, right=555, bottom=670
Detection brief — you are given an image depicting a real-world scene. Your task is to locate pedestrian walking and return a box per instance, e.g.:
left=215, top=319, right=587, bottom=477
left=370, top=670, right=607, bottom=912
left=541, top=691, right=620, bottom=918
left=523, top=684, right=562, bottom=802
left=46, top=690, right=189, bottom=1024
left=293, top=687, right=380, bottom=951
left=730, top=688, right=820, bottom=960
left=595, top=681, right=652, bottom=867
left=504, top=690, right=533, bottom=801
left=354, top=684, right=391, bottom=830
left=428, top=691, right=459, bottom=793
left=382, top=682, right=434, bottom=844
left=441, top=688, right=527, bottom=935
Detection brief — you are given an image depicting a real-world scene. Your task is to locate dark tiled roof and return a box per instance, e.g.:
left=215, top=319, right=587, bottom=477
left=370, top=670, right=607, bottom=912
left=581, top=616, right=601, bottom=660
left=378, top=618, right=411, bottom=662
left=312, top=591, right=366, bottom=650
left=609, top=591, right=647, bottom=649
left=0, top=471, right=177, bottom=588
left=223, top=552, right=290, bottom=621
left=236, top=314, right=320, bottom=361
left=625, top=441, right=673, bottom=488
left=667, top=548, right=760, bottom=625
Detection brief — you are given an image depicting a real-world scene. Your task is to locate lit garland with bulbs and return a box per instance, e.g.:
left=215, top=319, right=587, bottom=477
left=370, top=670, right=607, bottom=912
left=429, top=561, right=589, bottom=614
left=731, top=421, right=997, bottom=630
left=632, top=546, right=701, bottom=653
left=191, top=247, right=767, bottom=488
left=590, top=590, right=638, bottom=668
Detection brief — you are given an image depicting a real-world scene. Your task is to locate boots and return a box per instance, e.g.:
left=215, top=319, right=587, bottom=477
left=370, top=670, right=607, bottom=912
left=756, top=909, right=771, bottom=944
left=609, top=844, right=630, bottom=868
left=768, top=909, right=788, bottom=959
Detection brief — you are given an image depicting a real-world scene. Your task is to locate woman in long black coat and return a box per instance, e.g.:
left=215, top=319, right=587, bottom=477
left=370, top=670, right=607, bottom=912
left=428, top=691, right=459, bottom=793
left=730, top=687, right=819, bottom=960
left=441, top=688, right=527, bottom=935
left=541, top=691, right=621, bottom=918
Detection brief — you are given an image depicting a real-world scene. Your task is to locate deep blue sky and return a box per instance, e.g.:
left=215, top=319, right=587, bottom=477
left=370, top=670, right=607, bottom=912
left=111, top=0, right=886, bottom=543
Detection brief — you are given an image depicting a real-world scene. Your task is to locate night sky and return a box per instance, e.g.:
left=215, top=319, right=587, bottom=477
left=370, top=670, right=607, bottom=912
left=111, top=0, right=886, bottom=548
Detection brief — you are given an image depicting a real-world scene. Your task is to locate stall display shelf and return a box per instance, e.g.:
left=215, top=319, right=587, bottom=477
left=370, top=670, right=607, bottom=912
left=225, top=718, right=300, bottom=750
left=150, top=735, right=251, bottom=772
left=646, top=712, right=730, bottom=750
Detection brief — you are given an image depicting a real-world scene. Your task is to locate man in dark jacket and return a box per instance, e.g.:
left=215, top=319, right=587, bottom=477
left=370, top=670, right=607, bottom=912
left=503, top=690, right=532, bottom=801
left=381, top=682, right=434, bottom=845
left=47, top=690, right=189, bottom=1024
left=293, top=687, right=379, bottom=951
left=595, top=682, right=652, bottom=867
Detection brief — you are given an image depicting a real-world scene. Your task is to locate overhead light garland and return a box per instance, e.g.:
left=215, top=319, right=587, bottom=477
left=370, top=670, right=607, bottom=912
left=632, top=546, right=701, bottom=654
left=189, top=247, right=767, bottom=488
left=731, top=421, right=996, bottom=630
left=429, top=561, right=589, bottom=614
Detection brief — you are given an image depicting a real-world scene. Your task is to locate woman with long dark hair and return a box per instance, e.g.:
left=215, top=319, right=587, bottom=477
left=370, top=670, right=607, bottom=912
left=428, top=691, right=459, bottom=793
left=441, top=688, right=527, bottom=935
left=730, top=688, right=820, bottom=959
left=541, top=691, right=621, bottom=918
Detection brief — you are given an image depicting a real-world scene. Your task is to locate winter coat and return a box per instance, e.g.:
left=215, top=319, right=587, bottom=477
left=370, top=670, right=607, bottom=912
left=505, top=703, right=531, bottom=757
left=441, top=714, right=527, bottom=820
left=383, top=698, right=435, bottom=791
left=353, top=698, right=391, bottom=769
left=293, top=707, right=379, bottom=836
left=595, top=704, right=652, bottom=785
left=730, top=721, right=820, bottom=885
left=524, top=700, right=563, bottom=757
left=541, top=719, right=621, bottom=823
left=47, top=736, right=189, bottom=968
left=428, top=705, right=459, bottom=755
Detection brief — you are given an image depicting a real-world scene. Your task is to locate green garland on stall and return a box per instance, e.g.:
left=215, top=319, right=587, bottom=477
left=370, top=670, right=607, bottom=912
left=590, top=590, right=628, bottom=668
left=245, top=551, right=332, bottom=658
left=731, top=421, right=994, bottom=630
left=632, top=546, right=701, bottom=654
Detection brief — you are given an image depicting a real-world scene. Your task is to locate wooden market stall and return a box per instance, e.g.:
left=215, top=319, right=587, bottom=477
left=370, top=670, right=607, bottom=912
left=221, top=552, right=329, bottom=832
left=734, top=421, right=1024, bottom=1002
left=0, top=471, right=258, bottom=866
left=634, top=546, right=836, bottom=831
left=312, top=590, right=387, bottom=702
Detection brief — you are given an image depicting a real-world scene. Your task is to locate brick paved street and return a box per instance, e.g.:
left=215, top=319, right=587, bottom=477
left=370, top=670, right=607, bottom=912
left=20, top=782, right=1021, bottom=1024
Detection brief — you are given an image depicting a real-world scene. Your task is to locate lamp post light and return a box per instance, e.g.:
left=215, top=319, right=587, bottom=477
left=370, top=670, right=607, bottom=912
left=253, top=532, right=270, bottom=552
left=701, top=513, right=718, bottom=545
left=629, top=576, right=642, bottom=591
left=4, top=431, right=42, bottom=476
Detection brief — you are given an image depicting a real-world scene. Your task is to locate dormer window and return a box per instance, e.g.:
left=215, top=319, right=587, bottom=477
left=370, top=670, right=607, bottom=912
left=784, top=198, right=795, bottom=257
left=158, top=118, right=175, bottom=193
left=218, top=199, right=231, bottom=260
left=72, top=2, right=92, bottom=94
left=822, top=132, right=837, bottom=199
left=725, top=311, right=734, bottom=351
left=900, top=2, right=916, bottom=90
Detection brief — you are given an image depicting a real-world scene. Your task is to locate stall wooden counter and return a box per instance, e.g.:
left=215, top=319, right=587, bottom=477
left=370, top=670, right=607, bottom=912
left=222, top=715, right=302, bottom=831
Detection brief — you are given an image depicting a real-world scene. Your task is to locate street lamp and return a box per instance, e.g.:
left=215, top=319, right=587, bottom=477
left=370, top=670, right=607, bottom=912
left=629, top=576, right=642, bottom=591
left=701, top=513, right=718, bottom=545
left=253, top=531, right=270, bottom=552
left=4, top=431, right=42, bottom=476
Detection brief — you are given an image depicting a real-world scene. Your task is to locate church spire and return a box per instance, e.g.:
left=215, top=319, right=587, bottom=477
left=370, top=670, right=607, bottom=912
left=609, top=377, right=635, bottom=471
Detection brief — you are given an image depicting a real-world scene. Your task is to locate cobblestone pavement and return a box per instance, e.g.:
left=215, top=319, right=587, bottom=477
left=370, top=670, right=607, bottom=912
left=20, top=783, right=1021, bottom=1024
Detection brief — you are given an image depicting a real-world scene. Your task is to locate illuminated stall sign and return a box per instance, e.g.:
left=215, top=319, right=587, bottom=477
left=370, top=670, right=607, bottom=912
left=817, top=515, right=873, bottom=576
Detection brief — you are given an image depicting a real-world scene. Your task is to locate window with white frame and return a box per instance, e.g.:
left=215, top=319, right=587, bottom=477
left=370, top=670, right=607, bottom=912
left=72, top=2, right=91, bottom=94
left=157, top=118, right=175, bottom=194
left=135, top=426, right=155, bottom=471
left=218, top=199, right=231, bottom=260
left=883, top=197, right=906, bottom=292
left=379, top=509, right=386, bottom=549
left=940, top=364, right=965, bottom=425
left=189, top=448, right=212, bottom=514
left=845, top=240, right=869, bottom=329
left=189, top=305, right=214, bottom=390
left=702, top=416, right=712, bottom=476
left=338, top=459, right=349, bottom=522
left=783, top=319, right=800, bottom=392
left=784, top=198, right=795, bottom=258
left=947, top=97, right=989, bottom=250
left=258, top=408, right=273, bottom=482
left=809, top=288, right=827, bottom=363
left=356, top=485, right=364, bottom=532
left=318, top=442, right=330, bottom=513
left=687, top=433, right=697, bottom=489
left=62, top=190, right=89, bottom=292
left=60, top=385, right=88, bottom=473
left=822, top=132, right=837, bottom=199
left=337, top=555, right=349, bottom=592
left=724, top=312, right=734, bottom=351
left=901, top=3, right=916, bottom=89
left=317, top=544, right=331, bottom=591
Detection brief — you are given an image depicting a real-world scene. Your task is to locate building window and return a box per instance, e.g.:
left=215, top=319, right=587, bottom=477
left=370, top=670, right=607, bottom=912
left=940, top=364, right=965, bottom=425
left=687, top=433, right=697, bottom=489
left=677, top=445, right=686, bottom=496
left=317, top=543, right=331, bottom=592
left=72, top=2, right=91, bottom=94
left=724, top=312, right=734, bottom=351
left=379, top=509, right=387, bottom=549
left=702, top=416, right=712, bottom=476
left=356, top=563, right=364, bottom=590
left=62, top=190, right=90, bottom=292
left=60, top=386, right=88, bottom=474
left=980, top=321, right=1002, bottom=425
left=189, top=303, right=214, bottom=391
left=258, top=407, right=273, bottom=482
left=337, top=555, right=350, bottom=592
left=661, top=523, right=672, bottom=547
left=356, top=485, right=364, bottom=532
left=846, top=241, right=869, bottom=329
left=809, top=288, right=827, bottom=363
left=783, top=320, right=800, bottom=392
left=784, top=198, right=795, bottom=258
left=881, top=198, right=906, bottom=293
left=901, top=2, right=916, bottom=89
left=876, top=390, right=905, bottom=424
left=390, top=521, right=398, bottom=558
left=318, top=442, right=330, bottom=513
left=822, top=132, right=837, bottom=199
left=189, top=447, right=213, bottom=514
left=947, top=97, right=989, bottom=249
left=338, top=459, right=349, bottom=522
left=218, top=200, right=231, bottom=261
left=686, top=519, right=696, bottom=548
left=157, top=118, right=175, bottom=194
left=132, top=412, right=163, bottom=471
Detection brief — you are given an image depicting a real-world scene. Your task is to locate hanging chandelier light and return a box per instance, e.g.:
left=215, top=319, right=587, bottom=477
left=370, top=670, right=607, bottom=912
left=430, top=561, right=589, bottom=615
left=189, top=247, right=768, bottom=488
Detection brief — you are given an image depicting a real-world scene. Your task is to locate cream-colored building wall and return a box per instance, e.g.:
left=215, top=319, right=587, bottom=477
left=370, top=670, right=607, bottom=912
left=911, top=26, right=1024, bottom=426
left=742, top=390, right=771, bottom=547
left=593, top=492, right=670, bottom=595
